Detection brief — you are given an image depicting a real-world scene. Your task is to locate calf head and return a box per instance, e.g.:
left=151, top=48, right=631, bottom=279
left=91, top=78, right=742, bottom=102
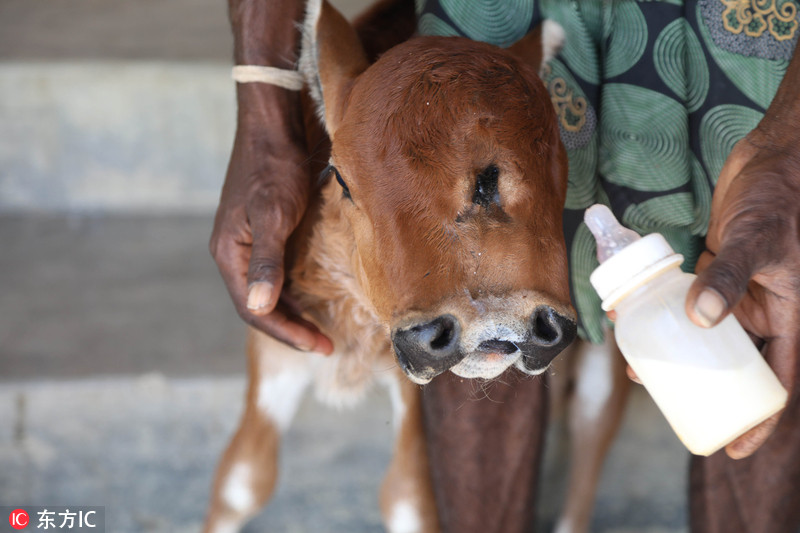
left=301, top=1, right=576, bottom=384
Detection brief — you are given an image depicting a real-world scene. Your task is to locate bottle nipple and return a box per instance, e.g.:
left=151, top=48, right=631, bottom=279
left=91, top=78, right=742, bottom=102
left=584, top=204, right=641, bottom=263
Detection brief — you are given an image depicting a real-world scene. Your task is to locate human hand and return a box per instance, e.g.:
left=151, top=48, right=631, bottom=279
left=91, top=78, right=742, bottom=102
left=210, top=120, right=334, bottom=355
left=684, top=129, right=800, bottom=459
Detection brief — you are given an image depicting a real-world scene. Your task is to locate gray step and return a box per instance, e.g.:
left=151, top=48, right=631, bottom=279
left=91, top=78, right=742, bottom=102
left=0, top=0, right=368, bottom=213
left=0, top=62, right=234, bottom=212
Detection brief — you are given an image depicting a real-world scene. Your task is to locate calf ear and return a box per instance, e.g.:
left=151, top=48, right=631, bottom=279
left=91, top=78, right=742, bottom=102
left=299, top=0, right=369, bottom=137
left=507, top=20, right=564, bottom=76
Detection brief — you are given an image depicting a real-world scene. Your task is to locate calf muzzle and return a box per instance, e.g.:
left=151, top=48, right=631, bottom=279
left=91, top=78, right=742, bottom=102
left=391, top=305, right=577, bottom=383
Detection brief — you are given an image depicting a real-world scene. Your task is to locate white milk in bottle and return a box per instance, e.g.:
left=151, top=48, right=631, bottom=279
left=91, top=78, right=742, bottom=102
left=584, top=204, right=787, bottom=456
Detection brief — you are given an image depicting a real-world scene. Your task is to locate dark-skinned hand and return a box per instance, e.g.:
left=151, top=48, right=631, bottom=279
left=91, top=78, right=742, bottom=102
left=684, top=128, right=800, bottom=459
left=620, top=128, right=800, bottom=460
left=210, top=121, right=334, bottom=355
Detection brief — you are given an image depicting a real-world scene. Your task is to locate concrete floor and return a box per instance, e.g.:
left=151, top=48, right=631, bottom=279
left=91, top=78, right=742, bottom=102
left=0, top=214, right=689, bottom=532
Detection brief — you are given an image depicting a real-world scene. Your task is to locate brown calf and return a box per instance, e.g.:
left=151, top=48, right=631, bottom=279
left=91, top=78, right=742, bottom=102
left=203, top=1, right=594, bottom=531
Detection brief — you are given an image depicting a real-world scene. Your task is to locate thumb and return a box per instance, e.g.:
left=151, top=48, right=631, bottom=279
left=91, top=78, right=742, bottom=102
left=246, top=243, right=287, bottom=316
left=246, top=215, right=295, bottom=316
left=685, top=242, right=762, bottom=329
left=244, top=176, right=309, bottom=315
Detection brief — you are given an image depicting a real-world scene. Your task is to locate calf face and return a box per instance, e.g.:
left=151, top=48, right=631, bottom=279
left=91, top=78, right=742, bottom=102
left=302, top=1, right=576, bottom=384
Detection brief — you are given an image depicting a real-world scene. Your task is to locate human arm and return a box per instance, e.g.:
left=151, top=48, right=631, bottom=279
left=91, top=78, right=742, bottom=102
left=684, top=47, right=800, bottom=459
left=210, top=0, right=333, bottom=354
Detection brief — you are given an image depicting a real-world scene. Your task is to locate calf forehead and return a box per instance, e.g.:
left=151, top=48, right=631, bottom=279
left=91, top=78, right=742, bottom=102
left=340, top=36, right=554, bottom=166
left=335, top=37, right=558, bottom=206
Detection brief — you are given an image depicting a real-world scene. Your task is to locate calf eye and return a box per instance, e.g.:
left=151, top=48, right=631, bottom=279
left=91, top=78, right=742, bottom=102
left=322, top=164, right=351, bottom=200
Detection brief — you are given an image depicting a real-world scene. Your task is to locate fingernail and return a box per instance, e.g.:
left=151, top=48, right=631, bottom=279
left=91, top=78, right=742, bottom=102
left=295, top=341, right=314, bottom=352
left=626, top=366, right=642, bottom=384
left=694, top=288, right=726, bottom=328
left=246, top=282, right=274, bottom=312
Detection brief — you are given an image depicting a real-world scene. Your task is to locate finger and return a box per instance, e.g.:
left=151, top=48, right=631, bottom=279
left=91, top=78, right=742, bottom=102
left=213, top=233, right=255, bottom=315
left=246, top=237, right=287, bottom=316
left=248, top=302, right=335, bottom=355
left=723, top=321, right=796, bottom=459
left=724, top=411, right=781, bottom=460
left=685, top=241, right=763, bottom=329
left=625, top=365, right=642, bottom=384
left=214, top=236, right=334, bottom=354
left=239, top=275, right=333, bottom=353
left=246, top=191, right=304, bottom=315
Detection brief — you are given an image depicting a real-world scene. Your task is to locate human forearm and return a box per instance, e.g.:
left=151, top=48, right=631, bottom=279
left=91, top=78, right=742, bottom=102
left=212, top=0, right=333, bottom=354
left=685, top=44, right=800, bottom=460
left=229, top=0, right=305, bottom=66
left=228, top=0, right=307, bottom=137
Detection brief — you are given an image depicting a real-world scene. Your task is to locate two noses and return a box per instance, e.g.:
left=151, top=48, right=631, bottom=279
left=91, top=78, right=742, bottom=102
left=391, top=305, right=576, bottom=381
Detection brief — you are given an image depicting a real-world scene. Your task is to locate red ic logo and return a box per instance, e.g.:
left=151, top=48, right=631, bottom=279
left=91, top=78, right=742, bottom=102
left=9, top=509, right=29, bottom=530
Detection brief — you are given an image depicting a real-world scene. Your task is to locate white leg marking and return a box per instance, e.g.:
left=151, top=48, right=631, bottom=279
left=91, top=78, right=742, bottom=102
left=553, top=517, right=574, bottom=533
left=256, top=370, right=310, bottom=432
left=574, top=344, right=613, bottom=421
left=223, top=462, right=255, bottom=514
left=388, top=499, right=422, bottom=533
left=379, top=374, right=406, bottom=433
left=209, top=518, right=239, bottom=533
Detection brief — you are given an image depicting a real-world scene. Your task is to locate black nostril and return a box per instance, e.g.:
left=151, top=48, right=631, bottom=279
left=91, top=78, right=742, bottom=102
left=413, top=315, right=459, bottom=352
left=530, top=306, right=564, bottom=346
left=520, top=306, right=578, bottom=373
left=533, top=308, right=559, bottom=344
left=428, top=316, right=456, bottom=350
left=392, top=314, right=465, bottom=380
left=478, top=339, right=518, bottom=355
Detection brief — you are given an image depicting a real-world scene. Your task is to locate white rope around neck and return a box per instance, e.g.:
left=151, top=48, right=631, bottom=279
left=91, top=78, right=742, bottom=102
left=231, top=65, right=304, bottom=91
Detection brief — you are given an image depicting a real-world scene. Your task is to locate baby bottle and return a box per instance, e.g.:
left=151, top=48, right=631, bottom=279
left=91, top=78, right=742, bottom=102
left=584, top=204, right=787, bottom=456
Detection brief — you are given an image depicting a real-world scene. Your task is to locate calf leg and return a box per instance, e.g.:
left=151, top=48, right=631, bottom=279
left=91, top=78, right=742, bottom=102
left=204, top=332, right=311, bottom=533
left=379, top=370, right=440, bottom=533
left=554, top=334, right=630, bottom=533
